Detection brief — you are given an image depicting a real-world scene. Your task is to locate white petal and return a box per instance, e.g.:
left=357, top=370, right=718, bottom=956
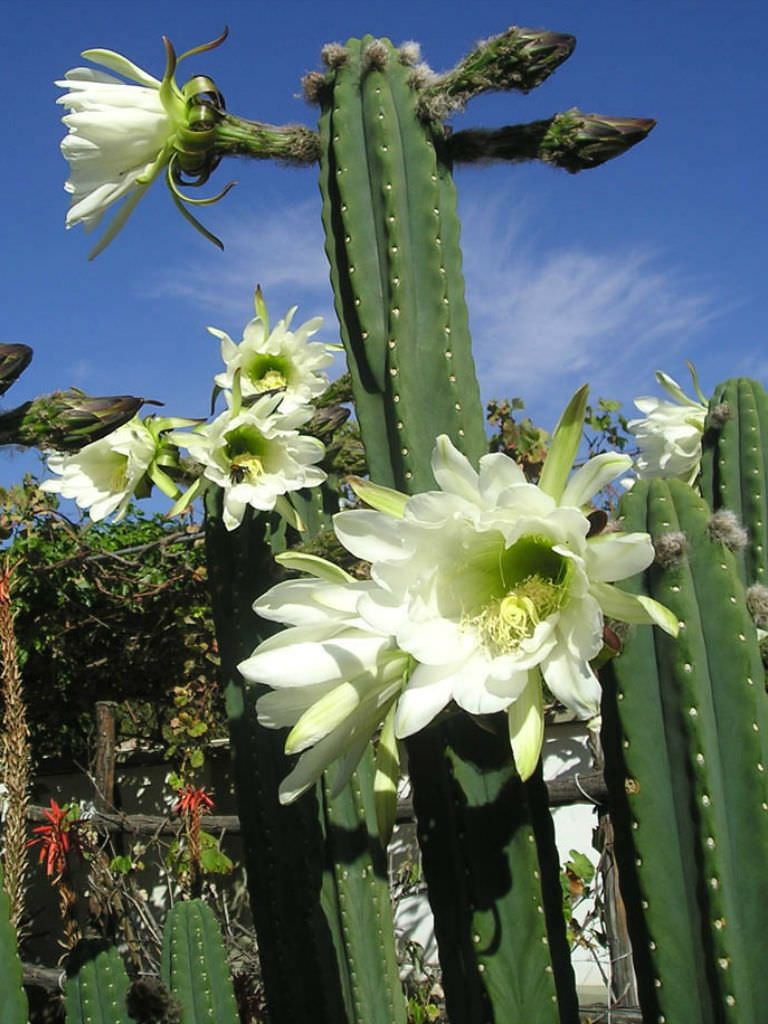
left=451, top=654, right=520, bottom=714
left=253, top=579, right=358, bottom=626
left=477, top=451, right=527, bottom=502
left=256, top=682, right=338, bottom=728
left=541, top=646, right=602, bottom=719
left=396, top=611, right=476, bottom=665
left=239, top=635, right=390, bottom=688
left=334, top=509, right=407, bottom=563
left=81, top=48, right=162, bottom=88
left=431, top=434, right=480, bottom=502
left=394, top=663, right=455, bottom=737
left=286, top=681, right=365, bottom=753
left=591, top=581, right=679, bottom=636
left=507, top=673, right=544, bottom=781
left=586, top=532, right=654, bottom=583
left=561, top=453, right=632, bottom=508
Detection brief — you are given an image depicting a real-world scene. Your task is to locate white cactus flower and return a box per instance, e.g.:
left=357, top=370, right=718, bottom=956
left=57, top=33, right=227, bottom=257
left=212, top=292, right=333, bottom=414
left=244, top=388, right=678, bottom=788
left=239, top=554, right=410, bottom=813
left=174, top=394, right=326, bottom=531
left=629, top=369, right=708, bottom=485
left=40, top=418, right=159, bottom=521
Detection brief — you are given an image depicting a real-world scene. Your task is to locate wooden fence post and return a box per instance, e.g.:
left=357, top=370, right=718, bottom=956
left=93, top=701, right=117, bottom=814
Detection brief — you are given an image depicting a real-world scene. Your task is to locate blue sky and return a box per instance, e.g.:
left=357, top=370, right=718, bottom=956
left=2, top=0, right=766, bottom=498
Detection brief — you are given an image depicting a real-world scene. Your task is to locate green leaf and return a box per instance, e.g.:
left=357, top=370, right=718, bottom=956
left=539, top=384, right=589, bottom=501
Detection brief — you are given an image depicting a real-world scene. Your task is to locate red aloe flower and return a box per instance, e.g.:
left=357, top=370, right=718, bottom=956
left=173, top=785, right=214, bottom=817
left=27, top=799, right=83, bottom=880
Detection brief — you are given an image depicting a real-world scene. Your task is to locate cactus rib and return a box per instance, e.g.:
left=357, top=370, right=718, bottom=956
left=701, top=377, right=768, bottom=585
left=319, top=36, right=487, bottom=492
left=161, top=900, right=240, bottom=1024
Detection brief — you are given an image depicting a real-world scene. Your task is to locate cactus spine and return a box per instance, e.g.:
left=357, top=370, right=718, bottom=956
left=161, top=900, right=239, bottom=1024
left=601, top=478, right=768, bottom=1023
left=0, top=863, right=28, bottom=1024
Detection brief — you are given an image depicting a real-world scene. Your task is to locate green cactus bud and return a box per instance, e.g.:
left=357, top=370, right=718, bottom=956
left=449, top=111, right=655, bottom=171
left=0, top=344, right=33, bottom=396
left=418, top=26, right=576, bottom=119
left=0, top=388, right=146, bottom=451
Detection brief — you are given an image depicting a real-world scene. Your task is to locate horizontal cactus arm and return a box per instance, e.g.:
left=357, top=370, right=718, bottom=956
left=417, top=26, right=575, bottom=118
left=448, top=111, right=655, bottom=171
left=213, top=113, right=321, bottom=163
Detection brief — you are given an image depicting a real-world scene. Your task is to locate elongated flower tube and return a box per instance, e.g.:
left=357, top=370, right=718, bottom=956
left=629, top=367, right=708, bottom=485
left=57, top=31, right=231, bottom=257
left=211, top=290, right=334, bottom=414
left=239, top=554, right=412, bottom=824
left=171, top=393, right=326, bottom=531
left=40, top=414, right=187, bottom=520
left=0, top=389, right=144, bottom=452
left=334, top=388, right=678, bottom=780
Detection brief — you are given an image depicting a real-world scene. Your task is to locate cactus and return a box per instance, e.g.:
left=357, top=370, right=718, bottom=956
left=160, top=900, right=239, bottom=1024
left=0, top=863, right=28, bottom=1024
left=317, top=35, right=489, bottom=493
left=601, top=478, right=768, bottom=1023
left=315, top=32, right=611, bottom=1024
left=205, top=491, right=406, bottom=1024
left=700, top=377, right=768, bottom=586
left=63, top=941, right=132, bottom=1024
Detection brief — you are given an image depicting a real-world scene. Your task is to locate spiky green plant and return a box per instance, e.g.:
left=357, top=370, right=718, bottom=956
left=311, top=27, right=651, bottom=1024
left=601, top=478, right=768, bottom=1023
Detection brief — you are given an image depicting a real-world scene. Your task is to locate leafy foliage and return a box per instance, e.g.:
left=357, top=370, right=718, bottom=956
left=0, top=475, right=220, bottom=762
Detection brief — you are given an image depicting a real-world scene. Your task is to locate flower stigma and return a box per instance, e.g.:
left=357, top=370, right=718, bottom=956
left=225, top=423, right=269, bottom=484
left=472, top=535, right=571, bottom=654
left=244, top=353, right=290, bottom=394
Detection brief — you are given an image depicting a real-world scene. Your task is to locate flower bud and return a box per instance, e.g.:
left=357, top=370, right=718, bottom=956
left=0, top=389, right=145, bottom=451
left=0, top=345, right=33, bottom=396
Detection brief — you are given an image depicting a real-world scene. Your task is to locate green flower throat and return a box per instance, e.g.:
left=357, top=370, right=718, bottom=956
left=475, top=535, right=571, bottom=652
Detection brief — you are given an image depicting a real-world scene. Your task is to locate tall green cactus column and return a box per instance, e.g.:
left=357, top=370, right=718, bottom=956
left=700, top=376, right=768, bottom=586
left=313, top=28, right=653, bottom=1022
left=205, top=491, right=406, bottom=1024
left=601, top=479, right=768, bottom=1023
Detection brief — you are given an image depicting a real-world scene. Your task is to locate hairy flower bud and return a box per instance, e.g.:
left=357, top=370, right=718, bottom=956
left=0, top=390, right=145, bottom=451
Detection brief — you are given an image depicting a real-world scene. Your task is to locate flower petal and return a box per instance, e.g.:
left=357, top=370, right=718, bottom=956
left=586, top=532, right=655, bottom=583
left=561, top=453, right=632, bottom=509
left=81, top=48, right=162, bottom=88
left=591, top=581, right=679, bottom=636
left=431, top=435, right=480, bottom=502
left=541, top=645, right=602, bottom=719
left=334, top=509, right=407, bottom=563
left=507, top=672, right=544, bottom=781
left=394, top=663, right=455, bottom=738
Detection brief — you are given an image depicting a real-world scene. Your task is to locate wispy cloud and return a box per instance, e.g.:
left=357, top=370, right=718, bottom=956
left=152, top=190, right=721, bottom=425
left=458, top=191, right=720, bottom=420
left=152, top=198, right=335, bottom=328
